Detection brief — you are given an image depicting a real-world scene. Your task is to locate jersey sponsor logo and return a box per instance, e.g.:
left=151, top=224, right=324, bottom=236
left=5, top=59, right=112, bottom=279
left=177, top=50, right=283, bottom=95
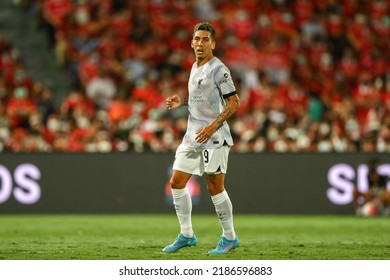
left=219, top=73, right=230, bottom=85
left=190, top=95, right=204, bottom=103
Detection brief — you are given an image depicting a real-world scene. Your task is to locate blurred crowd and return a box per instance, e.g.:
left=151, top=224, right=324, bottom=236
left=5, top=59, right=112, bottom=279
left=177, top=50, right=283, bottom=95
left=0, top=0, right=389, bottom=153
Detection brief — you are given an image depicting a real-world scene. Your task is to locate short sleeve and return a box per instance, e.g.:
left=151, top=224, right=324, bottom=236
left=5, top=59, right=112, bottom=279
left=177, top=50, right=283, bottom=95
left=214, top=65, right=236, bottom=98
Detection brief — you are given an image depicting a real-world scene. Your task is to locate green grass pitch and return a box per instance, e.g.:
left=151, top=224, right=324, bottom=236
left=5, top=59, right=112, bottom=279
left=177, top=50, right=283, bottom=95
left=0, top=214, right=389, bottom=260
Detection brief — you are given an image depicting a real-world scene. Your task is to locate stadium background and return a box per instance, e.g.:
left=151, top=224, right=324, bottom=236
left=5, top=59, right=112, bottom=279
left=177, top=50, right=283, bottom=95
left=1, top=1, right=389, bottom=215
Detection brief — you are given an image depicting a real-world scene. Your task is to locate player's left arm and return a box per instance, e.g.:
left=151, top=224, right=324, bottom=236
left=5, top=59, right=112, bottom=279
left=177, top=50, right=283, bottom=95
left=195, top=93, right=240, bottom=143
left=214, top=93, right=240, bottom=127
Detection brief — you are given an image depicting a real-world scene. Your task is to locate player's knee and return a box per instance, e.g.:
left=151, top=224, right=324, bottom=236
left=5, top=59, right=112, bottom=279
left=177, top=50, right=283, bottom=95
left=170, top=177, right=185, bottom=189
left=207, top=183, right=224, bottom=196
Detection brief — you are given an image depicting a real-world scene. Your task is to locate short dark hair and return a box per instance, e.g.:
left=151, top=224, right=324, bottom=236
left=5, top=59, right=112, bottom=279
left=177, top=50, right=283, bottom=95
left=193, top=22, right=216, bottom=40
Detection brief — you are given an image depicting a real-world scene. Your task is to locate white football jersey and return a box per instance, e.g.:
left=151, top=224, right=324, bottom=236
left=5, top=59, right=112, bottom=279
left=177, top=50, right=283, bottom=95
left=182, top=57, right=236, bottom=149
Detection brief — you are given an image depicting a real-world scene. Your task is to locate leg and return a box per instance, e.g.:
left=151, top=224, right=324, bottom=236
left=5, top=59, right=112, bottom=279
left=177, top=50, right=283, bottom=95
left=206, top=173, right=235, bottom=239
left=163, top=170, right=197, bottom=253
left=205, top=172, right=225, bottom=195
left=170, top=170, right=194, bottom=237
left=203, top=146, right=238, bottom=254
left=163, top=145, right=204, bottom=253
left=206, top=173, right=239, bottom=254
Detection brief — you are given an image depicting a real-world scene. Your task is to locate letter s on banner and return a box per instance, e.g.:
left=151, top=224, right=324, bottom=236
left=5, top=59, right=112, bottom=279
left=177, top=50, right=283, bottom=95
left=327, top=163, right=354, bottom=205
left=0, top=165, right=13, bottom=204
left=13, top=163, right=41, bottom=204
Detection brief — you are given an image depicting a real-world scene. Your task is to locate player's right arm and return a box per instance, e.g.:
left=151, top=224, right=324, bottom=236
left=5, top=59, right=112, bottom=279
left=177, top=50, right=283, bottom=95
left=165, top=95, right=188, bottom=110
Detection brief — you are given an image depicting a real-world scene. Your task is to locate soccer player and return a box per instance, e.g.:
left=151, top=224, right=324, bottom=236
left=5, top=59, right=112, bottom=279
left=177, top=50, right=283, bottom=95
left=163, top=22, right=240, bottom=254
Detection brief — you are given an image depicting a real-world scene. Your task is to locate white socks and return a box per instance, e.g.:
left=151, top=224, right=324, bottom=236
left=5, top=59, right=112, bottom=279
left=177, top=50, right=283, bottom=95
left=211, top=190, right=236, bottom=241
left=172, top=187, right=193, bottom=238
left=172, top=188, right=236, bottom=241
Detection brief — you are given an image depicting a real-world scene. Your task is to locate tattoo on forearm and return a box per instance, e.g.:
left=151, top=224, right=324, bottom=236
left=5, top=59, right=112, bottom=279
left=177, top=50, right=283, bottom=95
left=183, top=97, right=189, bottom=106
left=216, top=98, right=239, bottom=125
left=216, top=107, right=232, bottom=125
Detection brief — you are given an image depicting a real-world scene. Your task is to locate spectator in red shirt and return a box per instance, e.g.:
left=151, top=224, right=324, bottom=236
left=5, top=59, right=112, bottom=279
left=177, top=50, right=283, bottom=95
left=351, top=72, right=381, bottom=133
left=6, top=86, right=37, bottom=129
left=347, top=13, right=374, bottom=55
left=61, top=88, right=95, bottom=119
left=275, top=78, right=308, bottom=119
left=131, top=78, right=164, bottom=117
left=42, top=0, right=74, bottom=47
left=107, top=91, right=132, bottom=124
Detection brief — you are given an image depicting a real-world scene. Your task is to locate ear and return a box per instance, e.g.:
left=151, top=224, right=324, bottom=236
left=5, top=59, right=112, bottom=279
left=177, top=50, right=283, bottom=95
left=212, top=41, right=216, bottom=50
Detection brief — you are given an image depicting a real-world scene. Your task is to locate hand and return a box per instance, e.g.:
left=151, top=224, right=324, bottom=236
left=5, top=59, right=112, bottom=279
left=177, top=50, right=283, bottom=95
left=165, top=95, right=182, bottom=110
left=195, top=123, right=218, bottom=144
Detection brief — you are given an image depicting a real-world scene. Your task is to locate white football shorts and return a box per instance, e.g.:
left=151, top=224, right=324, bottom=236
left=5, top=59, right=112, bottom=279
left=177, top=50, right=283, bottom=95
left=173, top=143, right=230, bottom=176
